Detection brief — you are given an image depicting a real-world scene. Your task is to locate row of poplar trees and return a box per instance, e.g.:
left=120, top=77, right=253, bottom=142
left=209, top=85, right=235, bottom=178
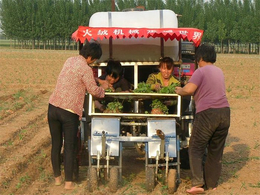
left=0, top=0, right=259, bottom=53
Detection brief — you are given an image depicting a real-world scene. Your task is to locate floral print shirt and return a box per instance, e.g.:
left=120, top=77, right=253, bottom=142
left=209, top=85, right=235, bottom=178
left=146, top=72, right=179, bottom=90
left=49, top=55, right=105, bottom=118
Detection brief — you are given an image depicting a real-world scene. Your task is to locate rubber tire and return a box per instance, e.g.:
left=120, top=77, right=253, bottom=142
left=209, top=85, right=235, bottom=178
left=167, top=169, right=177, bottom=194
left=87, top=167, right=97, bottom=192
left=109, top=167, right=118, bottom=193
left=146, top=167, right=155, bottom=192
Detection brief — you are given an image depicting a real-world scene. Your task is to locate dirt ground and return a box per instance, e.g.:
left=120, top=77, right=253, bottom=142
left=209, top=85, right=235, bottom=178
left=0, top=49, right=259, bottom=195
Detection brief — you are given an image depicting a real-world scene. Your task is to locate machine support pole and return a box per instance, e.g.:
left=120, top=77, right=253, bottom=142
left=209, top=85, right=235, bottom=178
left=177, top=135, right=181, bottom=183
left=178, top=40, right=182, bottom=62
left=166, top=152, right=169, bottom=179
left=97, top=151, right=100, bottom=177
left=160, top=38, right=164, bottom=58
left=119, top=142, right=123, bottom=180
left=106, top=148, right=110, bottom=178
left=101, top=131, right=106, bottom=158
left=155, top=151, right=159, bottom=180
left=145, top=143, right=148, bottom=171
left=88, top=136, right=92, bottom=167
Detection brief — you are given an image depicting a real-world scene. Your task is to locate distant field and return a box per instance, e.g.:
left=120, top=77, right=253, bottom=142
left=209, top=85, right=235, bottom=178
left=0, top=39, right=15, bottom=47
left=0, top=39, right=78, bottom=50
left=0, top=48, right=78, bottom=92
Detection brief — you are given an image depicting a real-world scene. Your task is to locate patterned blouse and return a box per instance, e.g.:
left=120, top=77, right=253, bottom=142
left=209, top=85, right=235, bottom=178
left=146, top=72, right=179, bottom=90
left=49, top=55, right=105, bottom=118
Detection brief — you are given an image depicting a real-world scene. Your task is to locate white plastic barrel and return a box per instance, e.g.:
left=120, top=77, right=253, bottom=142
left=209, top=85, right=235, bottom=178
left=89, top=9, right=179, bottom=62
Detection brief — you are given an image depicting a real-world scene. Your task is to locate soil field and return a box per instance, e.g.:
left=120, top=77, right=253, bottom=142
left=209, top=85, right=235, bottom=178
left=0, top=48, right=259, bottom=195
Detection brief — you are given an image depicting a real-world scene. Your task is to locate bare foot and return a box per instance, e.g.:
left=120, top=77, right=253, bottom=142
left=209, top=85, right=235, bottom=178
left=55, top=176, right=62, bottom=186
left=207, top=187, right=217, bottom=192
left=64, top=181, right=75, bottom=190
left=186, top=186, right=205, bottom=194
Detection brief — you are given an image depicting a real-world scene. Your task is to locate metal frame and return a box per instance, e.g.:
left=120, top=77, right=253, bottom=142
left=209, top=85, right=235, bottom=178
left=88, top=92, right=181, bottom=118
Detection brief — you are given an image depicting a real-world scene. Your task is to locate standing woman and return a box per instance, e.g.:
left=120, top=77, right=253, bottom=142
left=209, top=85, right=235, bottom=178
left=175, top=43, right=230, bottom=194
left=47, top=42, right=109, bottom=190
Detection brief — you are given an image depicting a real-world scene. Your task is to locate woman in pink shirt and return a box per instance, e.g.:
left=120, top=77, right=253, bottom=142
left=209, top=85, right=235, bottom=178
left=175, top=43, right=230, bottom=194
left=48, top=42, right=109, bottom=190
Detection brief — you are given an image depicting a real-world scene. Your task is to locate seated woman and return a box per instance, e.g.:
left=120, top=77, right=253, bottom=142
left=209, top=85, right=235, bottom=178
left=146, top=57, right=191, bottom=115
left=96, top=60, right=132, bottom=92
left=146, top=57, right=180, bottom=91
left=95, top=60, right=132, bottom=112
left=144, top=57, right=180, bottom=113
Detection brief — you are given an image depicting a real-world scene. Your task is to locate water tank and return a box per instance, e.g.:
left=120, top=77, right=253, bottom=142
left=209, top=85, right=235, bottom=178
left=89, top=9, right=179, bottom=62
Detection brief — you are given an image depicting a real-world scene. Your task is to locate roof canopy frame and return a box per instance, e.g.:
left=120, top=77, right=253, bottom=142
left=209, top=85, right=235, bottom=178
left=72, top=26, right=204, bottom=47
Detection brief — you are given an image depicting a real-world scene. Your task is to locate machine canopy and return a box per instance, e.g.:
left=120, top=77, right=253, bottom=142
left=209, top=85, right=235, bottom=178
left=72, top=26, right=203, bottom=47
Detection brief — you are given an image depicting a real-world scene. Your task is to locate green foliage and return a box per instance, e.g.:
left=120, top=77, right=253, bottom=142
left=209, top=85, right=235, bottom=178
left=105, top=101, right=123, bottom=113
left=150, top=99, right=168, bottom=114
left=134, top=82, right=179, bottom=94
left=133, top=82, right=154, bottom=93
left=13, top=90, right=26, bottom=100
left=0, top=0, right=259, bottom=49
left=158, top=83, right=179, bottom=94
left=16, top=174, right=31, bottom=189
left=105, top=88, right=113, bottom=92
left=249, top=181, right=260, bottom=188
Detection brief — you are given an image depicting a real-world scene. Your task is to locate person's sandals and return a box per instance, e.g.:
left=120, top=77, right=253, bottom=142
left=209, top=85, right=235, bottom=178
left=54, top=176, right=62, bottom=186
left=207, top=187, right=217, bottom=194
left=55, top=181, right=62, bottom=186
left=186, top=186, right=205, bottom=194
left=64, top=182, right=76, bottom=190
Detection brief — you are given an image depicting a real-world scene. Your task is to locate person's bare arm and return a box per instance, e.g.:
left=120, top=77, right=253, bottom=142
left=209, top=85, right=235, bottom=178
left=175, top=83, right=197, bottom=96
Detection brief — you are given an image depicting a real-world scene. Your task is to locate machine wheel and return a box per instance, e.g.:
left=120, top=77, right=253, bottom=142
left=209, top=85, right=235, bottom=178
left=87, top=167, right=98, bottom=192
left=167, top=169, right=177, bottom=194
left=146, top=167, right=155, bottom=192
left=109, top=167, right=118, bottom=193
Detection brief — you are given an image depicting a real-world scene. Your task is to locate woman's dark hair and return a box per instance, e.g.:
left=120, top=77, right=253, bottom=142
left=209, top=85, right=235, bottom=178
left=80, top=41, right=102, bottom=60
left=159, top=57, right=174, bottom=70
left=195, top=43, right=216, bottom=65
left=106, top=60, right=123, bottom=79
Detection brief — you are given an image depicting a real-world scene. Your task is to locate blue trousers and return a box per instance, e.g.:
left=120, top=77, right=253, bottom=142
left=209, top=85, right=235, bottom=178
left=47, top=104, right=79, bottom=181
left=189, top=107, right=230, bottom=189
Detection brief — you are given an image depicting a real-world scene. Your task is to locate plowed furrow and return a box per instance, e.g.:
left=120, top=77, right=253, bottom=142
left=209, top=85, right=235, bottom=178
left=0, top=126, right=51, bottom=193
left=0, top=113, right=47, bottom=164
left=0, top=92, right=49, bottom=145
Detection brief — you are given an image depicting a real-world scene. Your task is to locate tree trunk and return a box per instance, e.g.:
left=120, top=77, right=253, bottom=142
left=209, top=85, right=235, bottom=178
left=228, top=39, right=230, bottom=54
left=221, top=40, right=223, bottom=53
left=32, top=39, right=35, bottom=49
left=65, top=38, right=67, bottom=50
